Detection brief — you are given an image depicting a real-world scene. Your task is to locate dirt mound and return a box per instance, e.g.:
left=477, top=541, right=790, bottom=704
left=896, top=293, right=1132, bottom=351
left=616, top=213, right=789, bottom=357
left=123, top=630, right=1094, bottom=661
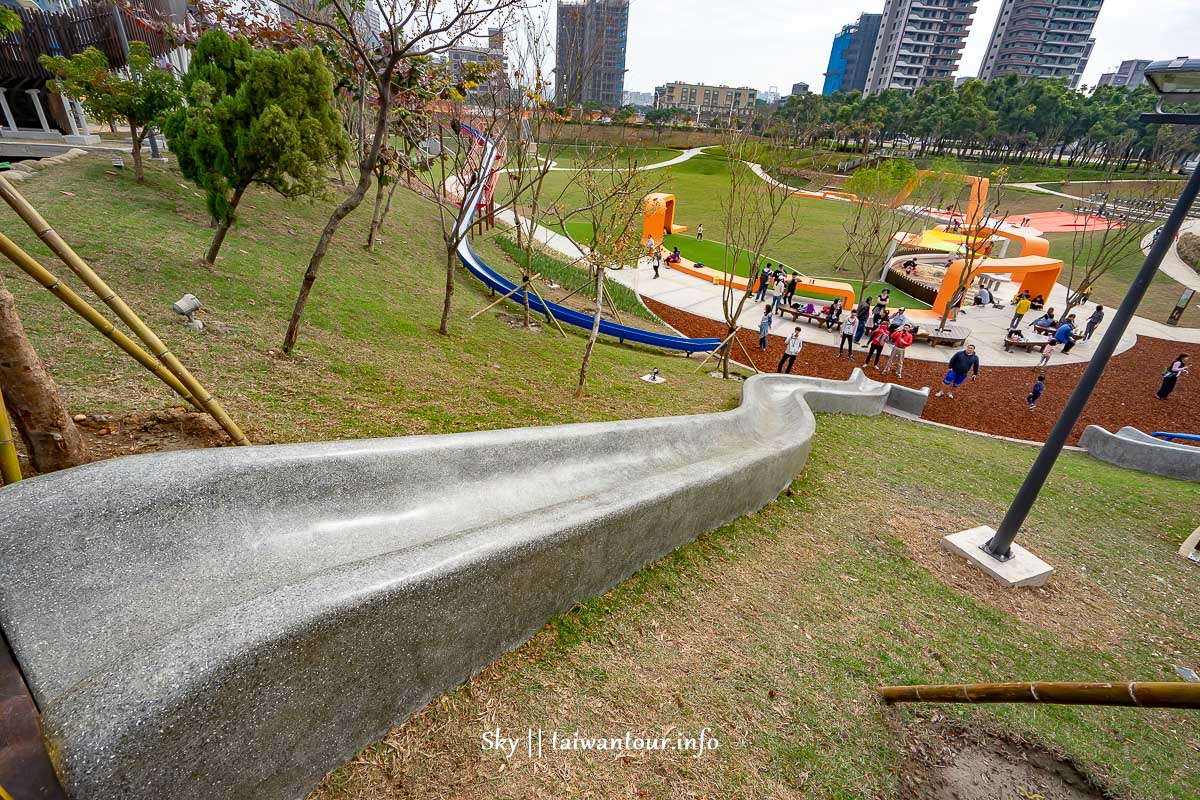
left=897, top=718, right=1110, bottom=800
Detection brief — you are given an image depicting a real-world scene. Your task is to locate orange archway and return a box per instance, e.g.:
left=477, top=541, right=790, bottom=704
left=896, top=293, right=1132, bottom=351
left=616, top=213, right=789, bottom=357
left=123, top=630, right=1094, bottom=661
left=643, top=193, right=688, bottom=243
left=892, top=170, right=990, bottom=229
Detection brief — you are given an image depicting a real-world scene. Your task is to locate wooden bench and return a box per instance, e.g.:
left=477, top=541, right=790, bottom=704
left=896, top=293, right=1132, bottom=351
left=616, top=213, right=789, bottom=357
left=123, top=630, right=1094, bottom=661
left=910, top=323, right=969, bottom=348
left=1003, top=336, right=1049, bottom=353
left=775, top=305, right=826, bottom=326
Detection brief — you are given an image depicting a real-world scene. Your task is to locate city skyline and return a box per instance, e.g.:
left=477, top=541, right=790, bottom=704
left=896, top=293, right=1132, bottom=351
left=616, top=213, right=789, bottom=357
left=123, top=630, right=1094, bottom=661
left=617, top=0, right=1197, bottom=96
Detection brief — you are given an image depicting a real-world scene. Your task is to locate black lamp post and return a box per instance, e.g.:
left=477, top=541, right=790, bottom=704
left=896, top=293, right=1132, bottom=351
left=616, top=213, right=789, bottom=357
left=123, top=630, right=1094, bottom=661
left=983, top=58, right=1200, bottom=561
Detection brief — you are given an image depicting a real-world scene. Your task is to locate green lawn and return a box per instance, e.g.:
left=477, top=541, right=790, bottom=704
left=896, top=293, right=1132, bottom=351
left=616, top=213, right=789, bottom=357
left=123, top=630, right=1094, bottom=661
left=0, top=155, right=742, bottom=445
left=1045, top=232, right=1200, bottom=328
left=312, top=413, right=1200, bottom=800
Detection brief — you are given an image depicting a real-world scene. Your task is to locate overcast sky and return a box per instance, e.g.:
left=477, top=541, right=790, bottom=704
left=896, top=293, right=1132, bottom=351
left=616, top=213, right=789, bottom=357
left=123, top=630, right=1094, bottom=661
left=617, top=0, right=1198, bottom=95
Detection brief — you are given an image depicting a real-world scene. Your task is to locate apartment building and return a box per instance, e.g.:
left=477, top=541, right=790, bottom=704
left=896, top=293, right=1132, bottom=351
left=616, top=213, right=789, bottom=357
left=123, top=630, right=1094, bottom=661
left=1096, top=59, right=1152, bottom=89
left=822, top=13, right=882, bottom=94
left=653, top=81, right=758, bottom=124
left=554, top=0, right=629, bottom=108
left=978, top=0, right=1104, bottom=87
left=864, top=0, right=978, bottom=94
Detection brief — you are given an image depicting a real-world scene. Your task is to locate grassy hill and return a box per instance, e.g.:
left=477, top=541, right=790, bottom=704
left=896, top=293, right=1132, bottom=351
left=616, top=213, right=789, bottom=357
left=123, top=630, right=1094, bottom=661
left=0, top=156, right=741, bottom=444
left=4, top=154, right=1198, bottom=800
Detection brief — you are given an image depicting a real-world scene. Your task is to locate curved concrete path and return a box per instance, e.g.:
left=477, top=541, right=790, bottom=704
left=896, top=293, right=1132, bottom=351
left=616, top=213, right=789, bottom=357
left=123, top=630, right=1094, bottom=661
left=0, top=371, right=924, bottom=800
left=501, top=145, right=710, bottom=174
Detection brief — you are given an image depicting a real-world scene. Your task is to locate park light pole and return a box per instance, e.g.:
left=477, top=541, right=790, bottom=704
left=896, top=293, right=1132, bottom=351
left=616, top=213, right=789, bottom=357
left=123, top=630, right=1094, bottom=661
left=981, top=58, right=1200, bottom=562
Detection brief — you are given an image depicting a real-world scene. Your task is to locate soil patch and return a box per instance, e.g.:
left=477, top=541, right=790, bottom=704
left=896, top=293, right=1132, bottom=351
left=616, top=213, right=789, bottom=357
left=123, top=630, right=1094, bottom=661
left=896, top=717, right=1110, bottom=800
left=886, top=506, right=1124, bottom=650
left=73, top=408, right=228, bottom=462
left=645, top=298, right=1200, bottom=445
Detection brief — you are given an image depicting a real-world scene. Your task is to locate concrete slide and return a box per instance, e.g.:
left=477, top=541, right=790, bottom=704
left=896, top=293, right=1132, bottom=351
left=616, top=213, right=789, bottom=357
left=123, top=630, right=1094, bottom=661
left=0, top=370, right=926, bottom=800
left=1080, top=424, right=1200, bottom=482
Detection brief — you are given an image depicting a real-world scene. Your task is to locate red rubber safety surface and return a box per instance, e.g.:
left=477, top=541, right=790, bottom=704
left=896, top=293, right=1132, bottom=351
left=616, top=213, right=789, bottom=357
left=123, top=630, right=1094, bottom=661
left=645, top=298, right=1200, bottom=446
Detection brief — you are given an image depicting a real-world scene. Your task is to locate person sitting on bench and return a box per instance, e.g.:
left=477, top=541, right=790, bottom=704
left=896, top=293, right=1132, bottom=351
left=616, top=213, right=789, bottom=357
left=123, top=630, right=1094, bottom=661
left=1030, top=294, right=1045, bottom=310
left=665, top=247, right=682, bottom=265
left=1030, top=309, right=1056, bottom=329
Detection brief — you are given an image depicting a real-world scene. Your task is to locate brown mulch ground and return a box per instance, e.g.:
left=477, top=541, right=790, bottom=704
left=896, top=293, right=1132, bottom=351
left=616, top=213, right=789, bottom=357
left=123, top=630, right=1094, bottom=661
left=645, top=298, right=1200, bottom=444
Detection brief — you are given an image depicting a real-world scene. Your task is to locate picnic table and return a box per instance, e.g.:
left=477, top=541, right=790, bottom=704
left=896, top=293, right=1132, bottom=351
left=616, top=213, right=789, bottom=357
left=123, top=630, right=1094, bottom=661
left=1003, top=335, right=1050, bottom=353
left=911, top=323, right=969, bottom=347
left=1032, top=323, right=1084, bottom=340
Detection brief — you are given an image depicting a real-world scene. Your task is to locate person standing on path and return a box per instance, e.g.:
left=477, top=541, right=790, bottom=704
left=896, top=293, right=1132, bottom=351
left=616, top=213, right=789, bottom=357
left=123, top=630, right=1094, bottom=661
left=1055, top=314, right=1078, bottom=354
left=837, top=313, right=857, bottom=360
left=1157, top=354, right=1189, bottom=399
left=651, top=247, right=661, bottom=279
left=882, top=324, right=914, bottom=379
left=758, top=305, right=773, bottom=351
left=865, top=322, right=890, bottom=369
left=777, top=327, right=803, bottom=373
left=755, top=264, right=771, bottom=302
left=696, top=223, right=704, bottom=241
left=770, top=277, right=785, bottom=313
left=935, top=344, right=980, bottom=399
left=854, top=297, right=872, bottom=343
left=1010, top=292, right=1032, bottom=328
left=785, top=273, right=798, bottom=305
left=1027, top=374, right=1045, bottom=410
left=1084, top=305, right=1104, bottom=340
left=645, top=234, right=655, bottom=256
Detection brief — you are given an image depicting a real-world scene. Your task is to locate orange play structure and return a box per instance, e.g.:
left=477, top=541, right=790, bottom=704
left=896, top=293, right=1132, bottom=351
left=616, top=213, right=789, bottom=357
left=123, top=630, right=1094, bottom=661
left=892, top=170, right=990, bottom=228
left=643, top=193, right=688, bottom=243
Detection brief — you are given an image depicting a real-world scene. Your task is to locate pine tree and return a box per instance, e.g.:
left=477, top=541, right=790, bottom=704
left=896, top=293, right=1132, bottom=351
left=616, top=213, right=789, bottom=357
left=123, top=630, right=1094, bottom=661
left=163, top=30, right=348, bottom=264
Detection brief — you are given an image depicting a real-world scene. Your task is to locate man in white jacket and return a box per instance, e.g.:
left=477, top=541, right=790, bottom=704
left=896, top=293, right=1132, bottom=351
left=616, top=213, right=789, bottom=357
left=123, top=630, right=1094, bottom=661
left=777, top=327, right=804, bottom=374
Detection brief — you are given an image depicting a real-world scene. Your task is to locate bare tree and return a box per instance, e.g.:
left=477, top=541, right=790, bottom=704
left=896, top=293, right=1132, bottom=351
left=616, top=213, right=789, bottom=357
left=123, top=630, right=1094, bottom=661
left=552, top=148, right=657, bottom=398
left=935, top=166, right=1011, bottom=330
left=0, top=273, right=85, bottom=474
left=1060, top=176, right=1174, bottom=320
left=714, top=128, right=801, bottom=378
left=251, top=0, right=526, bottom=353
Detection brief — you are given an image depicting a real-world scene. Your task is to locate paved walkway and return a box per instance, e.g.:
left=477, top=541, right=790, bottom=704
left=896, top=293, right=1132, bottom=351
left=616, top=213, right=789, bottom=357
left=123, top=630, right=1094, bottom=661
left=1140, top=220, right=1200, bottom=291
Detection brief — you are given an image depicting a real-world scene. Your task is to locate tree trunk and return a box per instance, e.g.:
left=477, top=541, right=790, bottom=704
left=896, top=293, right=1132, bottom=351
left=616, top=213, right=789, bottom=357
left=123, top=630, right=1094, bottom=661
left=575, top=267, right=604, bottom=399
left=205, top=183, right=246, bottom=265
left=0, top=273, right=85, bottom=473
left=282, top=69, right=395, bottom=354
left=129, top=120, right=145, bottom=183
left=367, top=169, right=386, bottom=251
left=439, top=243, right=457, bottom=336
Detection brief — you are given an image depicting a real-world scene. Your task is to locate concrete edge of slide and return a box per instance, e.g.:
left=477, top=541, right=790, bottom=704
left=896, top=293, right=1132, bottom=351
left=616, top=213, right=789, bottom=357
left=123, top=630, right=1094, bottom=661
left=0, top=370, right=922, bottom=800
left=1079, top=424, right=1200, bottom=482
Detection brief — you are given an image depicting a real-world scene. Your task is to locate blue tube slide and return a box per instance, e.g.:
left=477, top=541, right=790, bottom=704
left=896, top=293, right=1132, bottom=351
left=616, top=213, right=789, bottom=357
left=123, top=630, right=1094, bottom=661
left=454, top=127, right=722, bottom=354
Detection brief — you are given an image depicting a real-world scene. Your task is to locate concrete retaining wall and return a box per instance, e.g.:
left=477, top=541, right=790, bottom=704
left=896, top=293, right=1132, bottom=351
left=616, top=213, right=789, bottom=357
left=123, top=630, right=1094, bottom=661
left=1079, top=424, right=1200, bottom=482
left=0, top=371, right=923, bottom=800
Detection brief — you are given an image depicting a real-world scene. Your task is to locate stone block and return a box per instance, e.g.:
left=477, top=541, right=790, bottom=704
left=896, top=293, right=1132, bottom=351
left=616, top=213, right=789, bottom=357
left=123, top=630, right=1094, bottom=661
left=940, top=526, right=1054, bottom=588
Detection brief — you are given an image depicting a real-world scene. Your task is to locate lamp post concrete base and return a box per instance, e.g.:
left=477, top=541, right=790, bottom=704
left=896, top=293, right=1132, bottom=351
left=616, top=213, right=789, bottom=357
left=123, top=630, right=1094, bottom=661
left=1178, top=527, right=1200, bottom=563
left=940, top=526, right=1054, bottom=587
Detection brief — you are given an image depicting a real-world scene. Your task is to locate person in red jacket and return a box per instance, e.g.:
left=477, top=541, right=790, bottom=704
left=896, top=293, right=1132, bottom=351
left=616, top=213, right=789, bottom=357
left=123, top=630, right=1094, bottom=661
left=864, top=321, right=890, bottom=369
left=882, top=324, right=914, bottom=379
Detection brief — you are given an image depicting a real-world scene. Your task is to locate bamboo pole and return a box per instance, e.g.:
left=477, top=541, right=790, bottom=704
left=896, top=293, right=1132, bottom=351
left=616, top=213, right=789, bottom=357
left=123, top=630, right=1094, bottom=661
left=0, top=176, right=249, bottom=445
left=0, top=390, right=21, bottom=485
left=694, top=328, right=740, bottom=373
left=526, top=282, right=568, bottom=338
left=0, top=233, right=202, bottom=411
left=732, top=333, right=761, bottom=375
left=469, top=273, right=540, bottom=320
left=878, top=681, right=1200, bottom=710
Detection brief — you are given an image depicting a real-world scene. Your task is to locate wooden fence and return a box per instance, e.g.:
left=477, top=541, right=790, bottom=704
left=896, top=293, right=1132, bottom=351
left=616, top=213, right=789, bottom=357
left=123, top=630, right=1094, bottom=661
left=0, top=1, right=175, bottom=89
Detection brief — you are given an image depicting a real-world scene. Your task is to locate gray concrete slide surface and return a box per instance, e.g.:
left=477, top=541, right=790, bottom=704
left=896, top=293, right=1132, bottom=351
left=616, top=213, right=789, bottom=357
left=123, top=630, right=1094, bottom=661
left=1079, top=425, right=1200, bottom=482
left=0, top=370, right=925, bottom=799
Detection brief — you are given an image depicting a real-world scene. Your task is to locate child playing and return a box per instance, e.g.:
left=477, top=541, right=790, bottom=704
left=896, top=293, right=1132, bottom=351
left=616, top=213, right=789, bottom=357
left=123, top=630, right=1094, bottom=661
left=1027, top=374, right=1045, bottom=410
left=1036, top=339, right=1056, bottom=369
